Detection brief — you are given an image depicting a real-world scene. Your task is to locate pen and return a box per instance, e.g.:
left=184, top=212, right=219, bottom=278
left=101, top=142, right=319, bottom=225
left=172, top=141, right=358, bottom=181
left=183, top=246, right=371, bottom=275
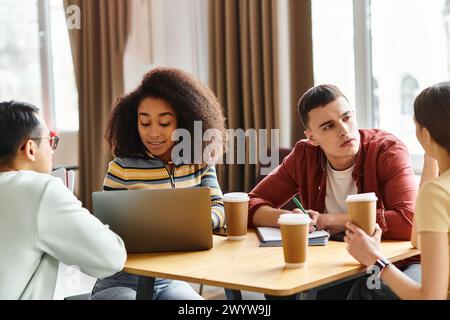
left=292, top=196, right=317, bottom=232
left=291, top=196, right=308, bottom=215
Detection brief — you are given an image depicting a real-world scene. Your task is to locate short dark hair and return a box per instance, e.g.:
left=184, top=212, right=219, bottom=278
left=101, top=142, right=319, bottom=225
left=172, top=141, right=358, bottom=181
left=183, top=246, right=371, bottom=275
left=414, top=82, right=450, bottom=155
left=105, top=67, right=226, bottom=161
left=297, top=84, right=348, bottom=128
left=0, top=101, right=41, bottom=165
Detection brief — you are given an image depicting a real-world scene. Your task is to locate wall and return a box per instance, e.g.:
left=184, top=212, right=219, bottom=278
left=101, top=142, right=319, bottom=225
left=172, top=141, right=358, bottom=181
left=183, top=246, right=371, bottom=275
left=53, top=131, right=78, bottom=167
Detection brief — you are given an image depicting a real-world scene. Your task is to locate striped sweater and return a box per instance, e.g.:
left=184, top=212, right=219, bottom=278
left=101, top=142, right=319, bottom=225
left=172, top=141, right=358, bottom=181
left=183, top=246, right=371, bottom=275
left=103, top=155, right=225, bottom=229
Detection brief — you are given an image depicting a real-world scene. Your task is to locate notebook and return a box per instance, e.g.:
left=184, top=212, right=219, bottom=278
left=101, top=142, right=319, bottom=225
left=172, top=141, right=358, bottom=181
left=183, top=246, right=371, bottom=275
left=52, top=167, right=76, bottom=193
left=256, top=227, right=330, bottom=247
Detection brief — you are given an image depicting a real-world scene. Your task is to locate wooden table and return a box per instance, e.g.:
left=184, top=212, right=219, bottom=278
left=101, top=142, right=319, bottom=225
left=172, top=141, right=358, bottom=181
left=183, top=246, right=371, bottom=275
left=124, top=230, right=419, bottom=300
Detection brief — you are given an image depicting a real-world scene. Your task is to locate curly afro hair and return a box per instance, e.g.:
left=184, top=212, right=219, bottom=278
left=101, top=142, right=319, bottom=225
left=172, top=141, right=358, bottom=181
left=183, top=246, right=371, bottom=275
left=105, top=67, right=226, bottom=163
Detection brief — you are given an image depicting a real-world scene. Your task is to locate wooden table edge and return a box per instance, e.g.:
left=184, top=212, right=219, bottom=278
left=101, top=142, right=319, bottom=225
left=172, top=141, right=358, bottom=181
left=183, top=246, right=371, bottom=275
left=124, top=247, right=420, bottom=296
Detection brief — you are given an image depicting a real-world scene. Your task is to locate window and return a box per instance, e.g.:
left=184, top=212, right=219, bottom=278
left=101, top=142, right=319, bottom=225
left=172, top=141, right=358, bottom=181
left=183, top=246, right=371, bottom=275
left=373, top=78, right=380, bottom=127
left=311, top=0, right=356, bottom=108
left=401, top=76, right=419, bottom=115
left=371, top=0, right=449, bottom=159
left=0, top=0, right=78, bottom=131
left=312, top=0, right=450, bottom=173
left=48, top=0, right=78, bottom=131
left=0, top=0, right=43, bottom=109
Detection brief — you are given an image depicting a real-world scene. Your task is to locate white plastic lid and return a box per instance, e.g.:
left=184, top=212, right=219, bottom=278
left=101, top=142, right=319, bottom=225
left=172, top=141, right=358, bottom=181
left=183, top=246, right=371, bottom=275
left=345, top=192, right=378, bottom=202
left=278, top=213, right=311, bottom=225
left=223, top=192, right=250, bottom=202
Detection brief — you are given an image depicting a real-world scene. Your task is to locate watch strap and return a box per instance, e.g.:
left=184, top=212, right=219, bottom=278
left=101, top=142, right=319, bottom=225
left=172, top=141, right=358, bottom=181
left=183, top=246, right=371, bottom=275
left=374, top=258, right=391, bottom=276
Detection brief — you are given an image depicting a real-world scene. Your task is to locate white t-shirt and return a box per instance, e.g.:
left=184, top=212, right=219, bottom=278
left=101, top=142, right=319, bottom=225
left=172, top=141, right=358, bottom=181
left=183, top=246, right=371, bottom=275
left=324, top=162, right=357, bottom=213
left=0, top=170, right=126, bottom=300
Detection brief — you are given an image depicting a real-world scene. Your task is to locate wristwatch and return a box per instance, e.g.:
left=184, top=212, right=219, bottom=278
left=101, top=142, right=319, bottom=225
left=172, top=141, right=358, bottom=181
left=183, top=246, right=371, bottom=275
left=374, top=257, right=391, bottom=276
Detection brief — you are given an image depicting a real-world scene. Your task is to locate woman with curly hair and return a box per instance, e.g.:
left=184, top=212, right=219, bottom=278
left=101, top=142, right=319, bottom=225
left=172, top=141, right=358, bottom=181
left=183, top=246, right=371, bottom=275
left=90, top=67, right=226, bottom=300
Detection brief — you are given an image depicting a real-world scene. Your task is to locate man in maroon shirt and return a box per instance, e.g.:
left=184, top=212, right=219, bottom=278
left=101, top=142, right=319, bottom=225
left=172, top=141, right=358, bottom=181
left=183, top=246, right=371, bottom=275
left=249, top=84, right=420, bottom=299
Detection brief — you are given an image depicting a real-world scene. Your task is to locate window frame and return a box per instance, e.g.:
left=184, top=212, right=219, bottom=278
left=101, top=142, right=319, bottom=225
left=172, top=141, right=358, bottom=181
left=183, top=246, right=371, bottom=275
left=37, top=0, right=56, bottom=130
left=353, top=0, right=425, bottom=174
left=353, top=0, right=374, bottom=130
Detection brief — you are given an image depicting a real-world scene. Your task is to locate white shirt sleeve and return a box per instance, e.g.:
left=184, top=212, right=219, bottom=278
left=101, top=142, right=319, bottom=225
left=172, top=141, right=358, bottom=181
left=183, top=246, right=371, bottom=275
left=36, top=178, right=127, bottom=279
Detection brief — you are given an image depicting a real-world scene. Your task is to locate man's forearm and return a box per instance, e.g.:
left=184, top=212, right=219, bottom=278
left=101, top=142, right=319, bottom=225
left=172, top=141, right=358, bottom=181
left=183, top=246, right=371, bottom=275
left=252, top=206, right=287, bottom=227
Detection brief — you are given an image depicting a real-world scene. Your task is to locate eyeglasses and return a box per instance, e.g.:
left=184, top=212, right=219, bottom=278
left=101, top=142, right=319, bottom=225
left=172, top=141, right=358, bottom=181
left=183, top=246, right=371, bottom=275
left=31, top=136, right=60, bottom=151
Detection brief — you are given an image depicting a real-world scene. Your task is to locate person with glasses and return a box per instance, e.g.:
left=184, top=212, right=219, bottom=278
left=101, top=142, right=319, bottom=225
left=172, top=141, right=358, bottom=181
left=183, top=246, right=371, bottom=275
left=0, top=101, right=127, bottom=300
left=32, top=134, right=60, bottom=151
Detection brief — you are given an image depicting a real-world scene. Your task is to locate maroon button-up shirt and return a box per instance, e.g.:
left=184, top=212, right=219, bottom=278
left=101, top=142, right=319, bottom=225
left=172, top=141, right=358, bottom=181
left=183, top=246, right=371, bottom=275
left=249, top=129, right=418, bottom=240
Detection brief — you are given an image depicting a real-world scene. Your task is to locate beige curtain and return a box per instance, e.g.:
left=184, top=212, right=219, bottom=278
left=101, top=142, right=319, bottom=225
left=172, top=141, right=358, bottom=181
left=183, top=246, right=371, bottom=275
left=64, top=0, right=129, bottom=210
left=209, top=0, right=279, bottom=193
left=208, top=0, right=313, bottom=193
left=289, top=0, right=314, bottom=142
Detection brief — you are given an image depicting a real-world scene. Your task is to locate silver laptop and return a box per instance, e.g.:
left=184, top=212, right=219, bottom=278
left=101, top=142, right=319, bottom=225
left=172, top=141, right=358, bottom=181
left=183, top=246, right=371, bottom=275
left=92, top=187, right=213, bottom=253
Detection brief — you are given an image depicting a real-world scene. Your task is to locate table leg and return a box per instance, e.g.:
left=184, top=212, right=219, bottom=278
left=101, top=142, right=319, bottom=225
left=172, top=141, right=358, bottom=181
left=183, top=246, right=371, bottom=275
left=296, top=288, right=317, bottom=300
left=224, top=288, right=243, bottom=300
left=136, top=276, right=155, bottom=300
left=295, top=271, right=365, bottom=300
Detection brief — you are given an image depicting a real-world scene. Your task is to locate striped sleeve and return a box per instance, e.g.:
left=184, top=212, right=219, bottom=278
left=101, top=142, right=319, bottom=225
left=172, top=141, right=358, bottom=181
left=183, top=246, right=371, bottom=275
left=201, top=165, right=225, bottom=229
left=103, top=159, right=129, bottom=191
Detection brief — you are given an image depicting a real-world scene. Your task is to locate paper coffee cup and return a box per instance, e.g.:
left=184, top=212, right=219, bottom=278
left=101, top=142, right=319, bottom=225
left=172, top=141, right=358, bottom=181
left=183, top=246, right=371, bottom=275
left=278, top=213, right=311, bottom=268
left=223, top=192, right=250, bottom=240
left=345, top=192, right=378, bottom=235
